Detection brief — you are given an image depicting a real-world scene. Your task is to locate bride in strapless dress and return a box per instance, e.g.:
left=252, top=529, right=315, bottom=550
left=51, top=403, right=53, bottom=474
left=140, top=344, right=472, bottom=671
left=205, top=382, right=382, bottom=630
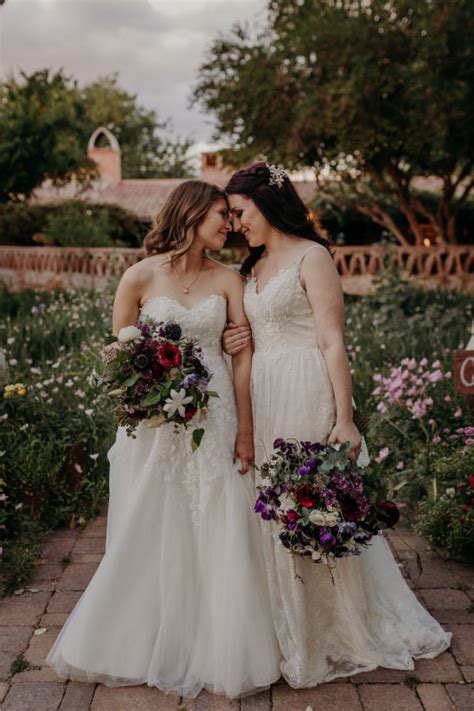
left=46, top=180, right=280, bottom=699
left=224, top=162, right=451, bottom=688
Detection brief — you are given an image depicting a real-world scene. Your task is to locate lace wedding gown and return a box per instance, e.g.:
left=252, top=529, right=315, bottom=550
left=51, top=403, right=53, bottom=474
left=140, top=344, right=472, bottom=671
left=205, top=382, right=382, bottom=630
left=47, top=294, right=280, bottom=699
left=244, top=245, right=451, bottom=688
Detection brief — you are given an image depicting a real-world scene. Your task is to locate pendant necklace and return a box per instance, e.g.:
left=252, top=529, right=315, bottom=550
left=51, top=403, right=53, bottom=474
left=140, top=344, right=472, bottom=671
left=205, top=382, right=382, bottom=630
left=171, top=257, right=203, bottom=294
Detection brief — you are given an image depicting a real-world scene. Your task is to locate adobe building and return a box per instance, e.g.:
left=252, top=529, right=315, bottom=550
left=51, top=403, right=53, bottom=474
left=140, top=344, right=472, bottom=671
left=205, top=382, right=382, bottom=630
left=32, top=127, right=317, bottom=228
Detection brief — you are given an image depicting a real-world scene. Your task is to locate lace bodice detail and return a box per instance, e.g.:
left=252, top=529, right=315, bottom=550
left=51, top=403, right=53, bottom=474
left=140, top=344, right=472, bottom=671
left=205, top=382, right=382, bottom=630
left=140, top=294, right=226, bottom=355
left=244, top=263, right=319, bottom=355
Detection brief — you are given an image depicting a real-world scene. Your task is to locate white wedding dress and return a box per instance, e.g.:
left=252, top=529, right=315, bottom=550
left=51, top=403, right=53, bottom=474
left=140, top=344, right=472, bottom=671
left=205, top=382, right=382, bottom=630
left=244, top=245, right=451, bottom=688
left=46, top=294, right=280, bottom=699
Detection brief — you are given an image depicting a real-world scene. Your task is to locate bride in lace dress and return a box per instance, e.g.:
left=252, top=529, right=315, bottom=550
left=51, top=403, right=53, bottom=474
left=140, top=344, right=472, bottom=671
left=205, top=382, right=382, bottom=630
left=46, top=181, right=280, bottom=699
left=224, top=162, right=451, bottom=688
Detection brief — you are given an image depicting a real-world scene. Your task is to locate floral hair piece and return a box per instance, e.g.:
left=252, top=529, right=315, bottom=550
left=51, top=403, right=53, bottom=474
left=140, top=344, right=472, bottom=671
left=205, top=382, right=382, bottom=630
left=266, top=162, right=287, bottom=188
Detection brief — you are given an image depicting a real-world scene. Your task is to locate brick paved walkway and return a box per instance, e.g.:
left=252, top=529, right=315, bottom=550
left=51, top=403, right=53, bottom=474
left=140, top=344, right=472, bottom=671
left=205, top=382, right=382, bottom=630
left=0, top=517, right=472, bottom=710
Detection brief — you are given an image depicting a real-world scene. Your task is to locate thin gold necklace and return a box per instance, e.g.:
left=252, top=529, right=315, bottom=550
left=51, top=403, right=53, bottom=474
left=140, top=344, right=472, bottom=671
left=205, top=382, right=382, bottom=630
left=170, top=256, right=204, bottom=294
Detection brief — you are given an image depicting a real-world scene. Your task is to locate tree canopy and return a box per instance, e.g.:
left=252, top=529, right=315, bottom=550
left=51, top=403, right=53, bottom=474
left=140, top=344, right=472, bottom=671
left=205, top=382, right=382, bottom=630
left=0, top=70, right=92, bottom=203
left=0, top=70, right=194, bottom=202
left=193, top=0, right=474, bottom=245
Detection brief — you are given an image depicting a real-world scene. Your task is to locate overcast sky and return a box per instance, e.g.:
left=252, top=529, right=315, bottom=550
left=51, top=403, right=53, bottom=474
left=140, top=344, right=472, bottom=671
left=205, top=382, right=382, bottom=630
left=0, top=0, right=268, bottom=155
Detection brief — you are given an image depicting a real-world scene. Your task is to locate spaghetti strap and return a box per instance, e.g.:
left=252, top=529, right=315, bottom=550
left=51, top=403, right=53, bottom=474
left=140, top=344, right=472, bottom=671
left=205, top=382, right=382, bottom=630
left=297, top=244, right=321, bottom=274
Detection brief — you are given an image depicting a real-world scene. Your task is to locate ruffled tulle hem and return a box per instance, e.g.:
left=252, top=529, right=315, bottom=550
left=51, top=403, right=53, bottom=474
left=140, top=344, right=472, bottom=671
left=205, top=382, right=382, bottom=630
left=46, top=654, right=281, bottom=699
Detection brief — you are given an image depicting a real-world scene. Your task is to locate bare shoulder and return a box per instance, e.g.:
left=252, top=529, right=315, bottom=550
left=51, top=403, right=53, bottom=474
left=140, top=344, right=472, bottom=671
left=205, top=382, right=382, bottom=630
left=205, top=257, right=244, bottom=289
left=120, top=257, right=157, bottom=287
left=301, top=243, right=336, bottom=272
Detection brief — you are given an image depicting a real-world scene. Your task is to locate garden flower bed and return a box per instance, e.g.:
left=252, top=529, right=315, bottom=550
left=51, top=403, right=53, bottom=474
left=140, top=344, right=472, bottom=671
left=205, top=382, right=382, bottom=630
left=0, top=273, right=472, bottom=595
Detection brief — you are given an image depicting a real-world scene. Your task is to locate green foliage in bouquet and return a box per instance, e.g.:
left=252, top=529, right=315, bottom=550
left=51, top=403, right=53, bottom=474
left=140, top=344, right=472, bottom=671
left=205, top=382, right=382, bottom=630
left=93, top=318, right=218, bottom=448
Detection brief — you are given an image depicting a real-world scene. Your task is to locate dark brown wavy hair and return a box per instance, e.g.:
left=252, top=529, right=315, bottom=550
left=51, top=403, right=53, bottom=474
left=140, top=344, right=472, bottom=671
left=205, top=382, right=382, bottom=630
left=144, top=180, right=225, bottom=260
left=225, top=162, right=332, bottom=275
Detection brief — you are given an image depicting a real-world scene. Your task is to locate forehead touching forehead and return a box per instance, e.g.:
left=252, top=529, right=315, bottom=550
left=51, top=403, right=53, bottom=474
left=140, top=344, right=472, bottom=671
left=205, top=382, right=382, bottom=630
left=228, top=194, right=252, bottom=211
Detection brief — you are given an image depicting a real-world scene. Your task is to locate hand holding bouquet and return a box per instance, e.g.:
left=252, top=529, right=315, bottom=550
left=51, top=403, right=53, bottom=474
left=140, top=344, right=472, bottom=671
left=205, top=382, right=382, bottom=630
left=92, top=317, right=217, bottom=448
left=255, top=439, right=399, bottom=567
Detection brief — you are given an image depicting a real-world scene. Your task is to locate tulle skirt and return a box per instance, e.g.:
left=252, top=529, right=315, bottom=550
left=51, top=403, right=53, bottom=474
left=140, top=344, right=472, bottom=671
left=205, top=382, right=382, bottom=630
left=47, top=355, right=281, bottom=698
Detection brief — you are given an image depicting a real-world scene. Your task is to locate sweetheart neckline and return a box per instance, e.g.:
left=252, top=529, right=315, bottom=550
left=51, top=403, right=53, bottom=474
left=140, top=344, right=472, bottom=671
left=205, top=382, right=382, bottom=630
left=140, top=293, right=226, bottom=313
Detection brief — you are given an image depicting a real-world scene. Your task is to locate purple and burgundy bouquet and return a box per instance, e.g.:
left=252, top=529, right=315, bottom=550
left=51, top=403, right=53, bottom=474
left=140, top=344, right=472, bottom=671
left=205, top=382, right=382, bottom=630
left=255, top=439, right=399, bottom=566
left=92, top=316, right=217, bottom=448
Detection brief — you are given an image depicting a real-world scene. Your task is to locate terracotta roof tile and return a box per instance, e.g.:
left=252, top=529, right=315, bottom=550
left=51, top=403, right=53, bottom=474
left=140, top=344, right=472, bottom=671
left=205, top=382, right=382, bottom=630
left=32, top=178, right=317, bottom=220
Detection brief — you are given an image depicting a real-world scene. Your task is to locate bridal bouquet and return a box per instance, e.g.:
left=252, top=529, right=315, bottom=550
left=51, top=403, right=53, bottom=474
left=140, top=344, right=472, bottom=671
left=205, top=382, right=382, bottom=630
left=255, top=439, right=399, bottom=566
left=92, top=316, right=217, bottom=448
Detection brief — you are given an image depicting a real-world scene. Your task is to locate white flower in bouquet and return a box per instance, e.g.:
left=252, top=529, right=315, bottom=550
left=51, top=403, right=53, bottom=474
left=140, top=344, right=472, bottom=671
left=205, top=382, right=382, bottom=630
left=117, top=325, right=142, bottom=343
left=163, top=388, right=193, bottom=418
left=309, top=510, right=326, bottom=526
left=309, top=509, right=340, bottom=527
left=324, top=511, right=340, bottom=526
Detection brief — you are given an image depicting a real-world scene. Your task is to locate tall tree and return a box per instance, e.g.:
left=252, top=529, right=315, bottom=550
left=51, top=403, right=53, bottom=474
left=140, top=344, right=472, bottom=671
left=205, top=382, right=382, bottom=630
left=193, top=0, right=474, bottom=245
left=0, top=70, right=194, bottom=202
left=0, top=70, right=93, bottom=202
left=81, top=75, right=194, bottom=179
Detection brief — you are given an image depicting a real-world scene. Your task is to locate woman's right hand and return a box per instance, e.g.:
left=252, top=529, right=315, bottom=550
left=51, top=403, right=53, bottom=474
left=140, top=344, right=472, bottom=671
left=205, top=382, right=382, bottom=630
left=222, top=321, right=252, bottom=356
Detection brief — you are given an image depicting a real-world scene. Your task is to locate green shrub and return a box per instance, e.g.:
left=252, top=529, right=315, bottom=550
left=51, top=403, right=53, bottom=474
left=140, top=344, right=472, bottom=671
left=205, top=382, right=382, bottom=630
left=43, top=201, right=114, bottom=247
left=0, top=200, right=145, bottom=248
left=416, top=493, right=474, bottom=562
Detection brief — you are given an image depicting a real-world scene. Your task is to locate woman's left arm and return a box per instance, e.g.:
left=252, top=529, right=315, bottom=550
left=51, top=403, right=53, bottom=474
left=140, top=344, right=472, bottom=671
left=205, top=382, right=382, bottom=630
left=224, top=270, right=255, bottom=474
left=301, top=247, right=361, bottom=459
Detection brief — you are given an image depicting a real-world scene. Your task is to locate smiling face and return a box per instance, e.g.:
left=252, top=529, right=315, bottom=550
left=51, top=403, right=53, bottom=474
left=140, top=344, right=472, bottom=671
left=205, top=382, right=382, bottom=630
left=194, top=198, right=231, bottom=250
left=228, top=194, right=272, bottom=247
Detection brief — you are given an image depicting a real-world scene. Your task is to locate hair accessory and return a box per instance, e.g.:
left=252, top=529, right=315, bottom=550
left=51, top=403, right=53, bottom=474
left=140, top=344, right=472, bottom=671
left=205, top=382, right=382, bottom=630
left=266, top=162, right=287, bottom=188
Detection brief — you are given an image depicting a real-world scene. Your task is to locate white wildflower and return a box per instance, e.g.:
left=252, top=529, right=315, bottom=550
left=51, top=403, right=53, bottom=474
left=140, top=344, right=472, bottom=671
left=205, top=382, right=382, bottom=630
left=163, top=388, right=193, bottom=418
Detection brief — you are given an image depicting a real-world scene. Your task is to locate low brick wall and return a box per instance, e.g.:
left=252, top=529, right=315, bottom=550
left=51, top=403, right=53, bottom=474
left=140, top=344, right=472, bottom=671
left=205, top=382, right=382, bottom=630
left=0, top=245, right=472, bottom=294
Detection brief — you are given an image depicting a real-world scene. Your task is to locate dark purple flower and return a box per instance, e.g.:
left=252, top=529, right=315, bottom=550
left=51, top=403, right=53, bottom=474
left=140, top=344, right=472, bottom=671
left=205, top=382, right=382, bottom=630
left=255, top=498, right=275, bottom=521
left=137, top=321, right=151, bottom=337
left=160, top=323, right=182, bottom=341
left=319, top=528, right=336, bottom=548
left=134, top=353, right=149, bottom=370
left=297, top=465, right=311, bottom=477
left=273, top=438, right=285, bottom=448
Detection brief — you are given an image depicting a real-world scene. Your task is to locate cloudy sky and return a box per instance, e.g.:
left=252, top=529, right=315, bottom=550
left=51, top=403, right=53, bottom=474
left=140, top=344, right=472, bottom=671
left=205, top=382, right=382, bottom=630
left=0, top=0, right=268, bottom=154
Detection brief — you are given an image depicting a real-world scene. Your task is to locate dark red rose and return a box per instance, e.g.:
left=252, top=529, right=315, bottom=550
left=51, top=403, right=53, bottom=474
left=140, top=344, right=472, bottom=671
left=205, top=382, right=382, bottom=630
left=184, top=404, right=197, bottom=420
left=469, top=475, right=474, bottom=489
left=285, top=509, right=299, bottom=522
left=151, top=361, right=164, bottom=379
left=156, top=341, right=182, bottom=370
left=340, top=495, right=363, bottom=522
left=376, top=500, right=400, bottom=528
left=296, top=485, right=316, bottom=509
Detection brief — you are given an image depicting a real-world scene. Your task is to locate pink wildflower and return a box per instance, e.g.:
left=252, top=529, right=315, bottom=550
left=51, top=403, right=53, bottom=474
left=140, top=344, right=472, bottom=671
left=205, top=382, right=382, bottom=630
left=375, top=447, right=390, bottom=463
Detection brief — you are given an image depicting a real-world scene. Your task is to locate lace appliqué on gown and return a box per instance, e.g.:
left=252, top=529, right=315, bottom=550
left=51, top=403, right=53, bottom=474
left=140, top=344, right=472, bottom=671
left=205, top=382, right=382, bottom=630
left=244, top=251, right=451, bottom=688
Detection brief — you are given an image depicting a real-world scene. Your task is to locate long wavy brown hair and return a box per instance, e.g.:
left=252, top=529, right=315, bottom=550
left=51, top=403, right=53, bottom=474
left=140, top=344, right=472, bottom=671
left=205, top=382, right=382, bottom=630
left=144, top=180, right=226, bottom=260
